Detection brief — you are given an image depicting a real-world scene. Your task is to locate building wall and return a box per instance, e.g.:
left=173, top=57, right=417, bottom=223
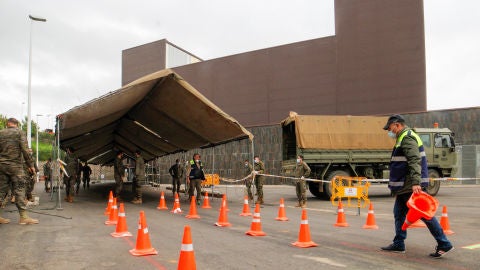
left=122, top=40, right=167, bottom=86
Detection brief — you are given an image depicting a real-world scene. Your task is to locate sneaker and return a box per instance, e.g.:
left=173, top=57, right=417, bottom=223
left=19, top=217, right=39, bottom=225
left=381, top=244, right=405, bottom=253
left=429, top=246, right=454, bottom=258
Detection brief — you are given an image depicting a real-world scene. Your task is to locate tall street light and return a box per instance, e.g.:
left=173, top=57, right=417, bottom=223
left=27, top=14, right=47, bottom=149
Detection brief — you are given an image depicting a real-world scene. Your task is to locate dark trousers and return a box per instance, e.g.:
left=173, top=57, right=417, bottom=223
left=188, top=178, right=202, bottom=201
left=172, top=177, right=181, bottom=193
left=393, top=192, right=452, bottom=249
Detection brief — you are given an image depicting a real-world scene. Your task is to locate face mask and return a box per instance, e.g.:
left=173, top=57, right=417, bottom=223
left=244, top=163, right=248, bottom=167
left=388, top=131, right=396, bottom=139
left=296, top=159, right=301, bottom=163
left=195, top=159, right=200, bottom=163
left=254, top=159, right=259, bottom=163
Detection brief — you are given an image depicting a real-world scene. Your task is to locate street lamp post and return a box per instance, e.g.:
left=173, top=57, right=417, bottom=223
left=36, top=114, right=43, bottom=182
left=27, top=14, right=47, bottom=149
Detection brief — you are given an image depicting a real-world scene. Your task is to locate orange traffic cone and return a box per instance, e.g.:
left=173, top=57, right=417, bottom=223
left=177, top=225, right=196, bottom=270
left=201, top=192, right=212, bottom=209
left=105, top=198, right=118, bottom=225
left=334, top=199, right=349, bottom=227
left=214, top=203, right=231, bottom=227
left=111, top=203, right=132, bottom=237
left=246, top=204, right=266, bottom=236
left=239, top=196, right=252, bottom=216
left=402, top=192, right=438, bottom=230
left=156, top=191, right=168, bottom=210
left=171, top=192, right=182, bottom=214
left=186, top=196, right=201, bottom=219
left=275, top=198, right=289, bottom=221
left=129, top=211, right=158, bottom=256
left=104, top=190, right=114, bottom=216
left=362, top=203, right=379, bottom=229
left=292, top=209, right=318, bottom=248
left=221, top=194, right=230, bottom=211
left=440, top=205, right=454, bottom=235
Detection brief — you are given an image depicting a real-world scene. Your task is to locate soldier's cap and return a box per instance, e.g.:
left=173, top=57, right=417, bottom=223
left=383, top=114, right=405, bottom=130
left=7, top=118, right=19, bottom=124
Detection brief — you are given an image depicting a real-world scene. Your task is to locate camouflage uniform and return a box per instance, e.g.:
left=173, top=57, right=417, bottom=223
left=24, top=154, right=38, bottom=201
left=294, top=160, right=311, bottom=207
left=113, top=155, right=126, bottom=199
left=169, top=161, right=183, bottom=194
left=63, top=150, right=79, bottom=202
left=132, top=154, right=145, bottom=202
left=43, top=160, right=52, bottom=192
left=253, top=160, right=265, bottom=204
left=244, top=162, right=254, bottom=201
left=0, top=125, right=38, bottom=224
left=81, top=163, right=92, bottom=189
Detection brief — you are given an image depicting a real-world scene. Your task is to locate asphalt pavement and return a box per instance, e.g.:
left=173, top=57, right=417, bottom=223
left=1, top=182, right=478, bottom=270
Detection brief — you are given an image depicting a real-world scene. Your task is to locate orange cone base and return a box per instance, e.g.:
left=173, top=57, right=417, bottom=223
left=105, top=220, right=118, bottom=225
left=246, top=230, right=266, bottom=236
left=214, top=222, right=231, bottom=227
left=362, top=224, right=379, bottom=230
left=111, top=231, right=133, bottom=238
left=443, top=229, right=455, bottom=235
left=185, top=214, right=200, bottom=219
left=240, top=212, right=253, bottom=217
left=276, top=216, right=289, bottom=221
left=292, top=241, right=318, bottom=248
left=129, top=247, right=158, bottom=256
left=157, top=205, right=168, bottom=210
left=334, top=222, right=349, bottom=227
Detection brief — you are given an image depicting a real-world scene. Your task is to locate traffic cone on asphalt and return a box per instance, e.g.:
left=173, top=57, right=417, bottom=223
left=171, top=193, right=182, bottom=214
left=292, top=209, right=318, bottom=248
left=186, top=196, right=201, bottom=219
left=104, top=190, right=114, bottom=216
left=275, top=198, right=289, bottom=221
left=129, top=211, right=158, bottom=256
left=214, top=203, right=231, bottom=227
left=440, top=205, right=455, bottom=235
left=409, top=219, right=427, bottom=228
left=105, top=198, right=118, bottom=225
left=201, top=192, right=212, bottom=209
left=111, top=203, right=132, bottom=237
left=221, top=194, right=230, bottom=211
left=239, top=196, right=252, bottom=216
left=177, top=225, right=196, bottom=270
left=246, top=204, right=266, bottom=236
left=156, top=191, right=168, bottom=210
left=334, top=199, right=349, bottom=227
left=362, top=203, right=379, bottom=229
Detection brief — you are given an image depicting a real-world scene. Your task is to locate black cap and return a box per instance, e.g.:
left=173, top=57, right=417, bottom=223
left=383, top=114, right=405, bottom=130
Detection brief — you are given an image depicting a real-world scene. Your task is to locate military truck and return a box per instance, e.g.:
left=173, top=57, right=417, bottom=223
left=281, top=114, right=457, bottom=199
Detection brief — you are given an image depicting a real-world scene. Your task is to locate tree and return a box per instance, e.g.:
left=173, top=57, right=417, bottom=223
left=21, top=116, right=38, bottom=135
left=0, top=114, right=6, bottom=130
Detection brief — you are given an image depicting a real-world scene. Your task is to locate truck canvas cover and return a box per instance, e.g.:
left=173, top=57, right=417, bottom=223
left=57, top=69, right=253, bottom=165
left=281, top=113, right=394, bottom=150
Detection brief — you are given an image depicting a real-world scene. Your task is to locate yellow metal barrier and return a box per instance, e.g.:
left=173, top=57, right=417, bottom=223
left=202, top=174, right=220, bottom=187
left=331, top=176, right=370, bottom=209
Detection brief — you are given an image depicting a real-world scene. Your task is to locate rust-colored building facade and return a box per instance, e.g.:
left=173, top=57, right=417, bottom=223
left=122, top=0, right=427, bottom=127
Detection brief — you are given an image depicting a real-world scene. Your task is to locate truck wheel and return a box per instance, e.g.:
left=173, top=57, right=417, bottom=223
left=308, top=182, right=322, bottom=198
left=323, top=170, right=350, bottom=200
left=426, top=169, right=441, bottom=196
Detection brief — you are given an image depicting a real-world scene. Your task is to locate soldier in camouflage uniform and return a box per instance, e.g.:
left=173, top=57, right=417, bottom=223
left=63, top=147, right=79, bottom=203
left=131, top=150, right=144, bottom=204
left=244, top=159, right=254, bottom=201
left=253, top=156, right=265, bottom=205
left=294, top=155, right=311, bottom=208
left=43, top=158, right=52, bottom=192
left=24, top=148, right=39, bottom=202
left=113, top=151, right=126, bottom=201
left=0, top=118, right=39, bottom=224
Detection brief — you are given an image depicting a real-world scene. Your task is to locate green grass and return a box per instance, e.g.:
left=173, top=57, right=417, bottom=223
left=31, top=132, right=56, bottom=162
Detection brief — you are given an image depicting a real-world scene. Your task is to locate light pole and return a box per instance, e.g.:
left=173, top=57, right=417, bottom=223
left=36, top=114, right=43, bottom=182
left=27, top=14, right=47, bottom=149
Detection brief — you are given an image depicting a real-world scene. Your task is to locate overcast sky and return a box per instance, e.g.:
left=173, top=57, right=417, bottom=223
left=1, top=0, right=478, bottom=130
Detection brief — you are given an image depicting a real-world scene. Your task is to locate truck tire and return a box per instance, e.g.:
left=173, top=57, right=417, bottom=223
left=426, top=169, right=441, bottom=196
left=308, top=182, right=322, bottom=198
left=323, top=170, right=350, bottom=200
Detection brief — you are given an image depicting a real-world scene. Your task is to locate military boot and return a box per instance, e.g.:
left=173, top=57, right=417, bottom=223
left=19, top=211, right=39, bottom=225
left=301, top=201, right=307, bottom=208
left=295, top=201, right=302, bottom=207
left=131, top=198, right=142, bottom=204
left=67, top=195, right=74, bottom=203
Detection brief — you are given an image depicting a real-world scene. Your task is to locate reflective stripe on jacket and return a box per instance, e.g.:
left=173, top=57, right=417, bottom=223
left=389, top=129, right=429, bottom=192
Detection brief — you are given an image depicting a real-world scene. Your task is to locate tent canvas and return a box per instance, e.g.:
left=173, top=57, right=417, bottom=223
left=57, top=69, right=253, bottom=165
